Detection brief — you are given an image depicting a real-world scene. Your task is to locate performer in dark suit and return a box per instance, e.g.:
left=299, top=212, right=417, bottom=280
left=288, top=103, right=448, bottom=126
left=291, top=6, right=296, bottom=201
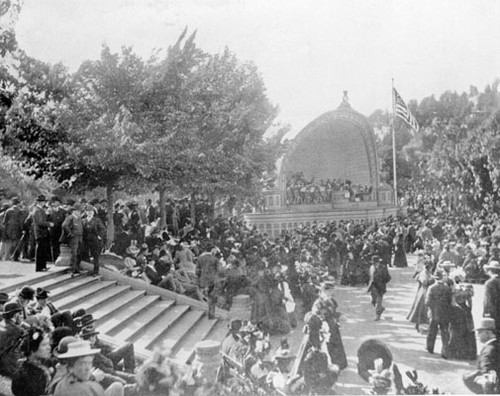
left=31, top=195, right=53, bottom=272
left=425, top=270, right=452, bottom=357
left=483, top=260, right=500, bottom=334
left=463, top=318, right=500, bottom=394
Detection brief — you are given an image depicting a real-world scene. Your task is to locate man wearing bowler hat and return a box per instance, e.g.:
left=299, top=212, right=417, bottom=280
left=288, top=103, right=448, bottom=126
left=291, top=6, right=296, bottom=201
left=425, top=270, right=452, bottom=358
left=463, top=318, right=500, bottom=394
left=367, top=255, right=391, bottom=321
left=484, top=260, right=500, bottom=335
left=32, top=194, right=54, bottom=271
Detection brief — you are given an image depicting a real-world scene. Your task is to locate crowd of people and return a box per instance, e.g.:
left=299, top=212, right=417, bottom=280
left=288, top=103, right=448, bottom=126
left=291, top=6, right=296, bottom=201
left=285, top=173, right=374, bottom=205
left=3, top=185, right=500, bottom=393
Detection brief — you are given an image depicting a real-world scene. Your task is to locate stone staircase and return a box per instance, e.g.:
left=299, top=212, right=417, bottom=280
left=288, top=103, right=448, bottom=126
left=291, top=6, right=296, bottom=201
left=0, top=266, right=229, bottom=365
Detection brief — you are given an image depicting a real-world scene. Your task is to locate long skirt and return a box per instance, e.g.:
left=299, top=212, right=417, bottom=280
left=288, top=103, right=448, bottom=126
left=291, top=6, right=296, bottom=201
left=447, top=305, right=477, bottom=360
left=407, top=284, right=429, bottom=326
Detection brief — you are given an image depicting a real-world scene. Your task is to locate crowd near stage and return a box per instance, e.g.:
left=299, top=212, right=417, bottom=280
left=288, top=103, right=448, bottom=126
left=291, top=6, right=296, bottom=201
left=0, top=98, right=499, bottom=395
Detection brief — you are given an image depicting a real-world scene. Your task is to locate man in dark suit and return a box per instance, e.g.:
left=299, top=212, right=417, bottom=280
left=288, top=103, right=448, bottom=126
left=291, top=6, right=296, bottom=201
left=1, top=197, right=24, bottom=260
left=82, top=205, right=106, bottom=276
left=196, top=241, right=221, bottom=319
left=32, top=195, right=53, bottom=272
left=463, top=318, right=500, bottom=394
left=483, top=261, right=500, bottom=334
left=47, top=196, right=66, bottom=262
left=425, top=270, right=452, bottom=357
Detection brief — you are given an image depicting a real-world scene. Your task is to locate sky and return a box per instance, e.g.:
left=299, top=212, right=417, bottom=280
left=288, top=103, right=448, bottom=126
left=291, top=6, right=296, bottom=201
left=14, top=0, right=500, bottom=137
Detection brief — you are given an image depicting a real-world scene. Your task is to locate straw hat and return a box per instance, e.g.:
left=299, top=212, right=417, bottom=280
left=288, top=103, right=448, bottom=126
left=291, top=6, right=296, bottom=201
left=484, top=261, right=500, bottom=271
left=55, top=340, right=100, bottom=359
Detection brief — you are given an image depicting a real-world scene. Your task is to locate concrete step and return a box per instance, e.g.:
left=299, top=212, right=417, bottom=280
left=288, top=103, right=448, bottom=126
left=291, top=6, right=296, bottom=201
left=170, top=316, right=219, bottom=364
left=174, top=318, right=229, bottom=364
left=89, top=289, right=146, bottom=324
left=121, top=303, right=190, bottom=345
left=0, top=268, right=68, bottom=294
left=58, top=284, right=132, bottom=312
left=98, top=296, right=164, bottom=335
left=138, top=308, right=204, bottom=352
left=30, top=272, right=79, bottom=292
left=54, top=280, right=117, bottom=309
left=47, top=275, right=101, bottom=301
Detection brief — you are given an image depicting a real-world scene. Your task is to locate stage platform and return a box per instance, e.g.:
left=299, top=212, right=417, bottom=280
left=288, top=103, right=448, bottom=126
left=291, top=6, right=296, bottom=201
left=245, top=204, right=397, bottom=237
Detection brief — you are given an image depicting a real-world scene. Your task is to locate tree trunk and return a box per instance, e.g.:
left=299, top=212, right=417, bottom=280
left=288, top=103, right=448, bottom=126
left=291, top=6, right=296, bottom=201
left=105, top=184, right=115, bottom=250
left=159, top=185, right=167, bottom=229
left=209, top=193, right=216, bottom=222
left=190, top=193, right=196, bottom=226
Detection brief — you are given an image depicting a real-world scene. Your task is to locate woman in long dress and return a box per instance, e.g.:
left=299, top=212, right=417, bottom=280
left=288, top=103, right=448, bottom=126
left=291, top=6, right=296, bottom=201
left=447, top=286, right=477, bottom=360
left=407, top=261, right=434, bottom=331
left=393, top=233, right=408, bottom=267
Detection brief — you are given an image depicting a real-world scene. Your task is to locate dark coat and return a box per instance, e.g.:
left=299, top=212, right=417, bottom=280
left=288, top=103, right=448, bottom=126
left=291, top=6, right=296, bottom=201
left=32, top=206, right=51, bottom=240
left=484, top=275, right=500, bottom=331
left=425, top=281, right=452, bottom=323
left=3, top=206, right=24, bottom=241
left=0, top=320, right=25, bottom=378
left=11, top=359, right=52, bottom=396
left=196, top=252, right=221, bottom=288
left=83, top=217, right=106, bottom=249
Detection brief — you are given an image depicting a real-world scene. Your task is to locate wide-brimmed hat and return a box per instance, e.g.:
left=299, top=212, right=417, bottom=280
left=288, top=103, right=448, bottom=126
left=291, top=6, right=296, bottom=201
left=474, top=318, right=496, bottom=332
left=11, top=197, right=20, bottom=205
left=371, top=255, right=381, bottom=264
left=36, top=194, right=46, bottom=202
left=36, top=287, right=50, bottom=299
left=484, top=261, right=500, bottom=271
left=54, top=340, right=100, bottom=359
left=2, top=301, right=23, bottom=317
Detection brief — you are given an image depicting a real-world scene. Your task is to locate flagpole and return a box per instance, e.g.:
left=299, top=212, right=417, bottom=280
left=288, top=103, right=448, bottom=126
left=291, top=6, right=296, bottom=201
left=392, top=78, right=398, bottom=207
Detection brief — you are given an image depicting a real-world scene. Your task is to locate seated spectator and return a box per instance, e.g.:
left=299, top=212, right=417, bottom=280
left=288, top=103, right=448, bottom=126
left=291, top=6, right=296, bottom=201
left=11, top=327, right=53, bottom=396
left=12, top=286, right=37, bottom=325
left=53, top=340, right=123, bottom=396
left=30, top=287, right=74, bottom=329
left=77, top=315, right=136, bottom=375
left=80, top=327, right=135, bottom=386
left=0, top=301, right=26, bottom=378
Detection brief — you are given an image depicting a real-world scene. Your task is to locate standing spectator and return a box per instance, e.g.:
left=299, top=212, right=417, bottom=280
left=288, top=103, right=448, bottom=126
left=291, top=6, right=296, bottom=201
left=483, top=260, right=500, bottom=335
left=196, top=241, right=221, bottom=319
left=463, top=318, right=500, bottom=394
left=2, top=197, right=24, bottom=260
left=47, top=196, right=66, bottom=262
left=62, top=204, right=84, bottom=275
left=367, top=255, right=391, bottom=321
left=392, top=233, right=407, bottom=267
left=82, top=205, right=106, bottom=276
left=425, top=270, right=452, bottom=358
left=32, top=195, right=53, bottom=272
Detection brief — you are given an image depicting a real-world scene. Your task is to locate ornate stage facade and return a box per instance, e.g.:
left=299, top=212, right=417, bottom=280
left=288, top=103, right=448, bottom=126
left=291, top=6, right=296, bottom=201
left=245, top=94, right=397, bottom=237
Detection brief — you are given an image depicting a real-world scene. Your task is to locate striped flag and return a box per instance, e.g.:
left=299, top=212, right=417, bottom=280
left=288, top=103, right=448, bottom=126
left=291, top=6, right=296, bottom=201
left=393, top=88, right=419, bottom=132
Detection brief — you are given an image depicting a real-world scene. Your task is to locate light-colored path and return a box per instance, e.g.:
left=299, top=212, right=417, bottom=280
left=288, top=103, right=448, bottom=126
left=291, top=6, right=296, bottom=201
left=330, top=255, right=480, bottom=395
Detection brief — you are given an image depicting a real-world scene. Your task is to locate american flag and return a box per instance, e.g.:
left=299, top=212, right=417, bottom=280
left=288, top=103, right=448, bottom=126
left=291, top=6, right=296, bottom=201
left=393, top=88, right=419, bottom=132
